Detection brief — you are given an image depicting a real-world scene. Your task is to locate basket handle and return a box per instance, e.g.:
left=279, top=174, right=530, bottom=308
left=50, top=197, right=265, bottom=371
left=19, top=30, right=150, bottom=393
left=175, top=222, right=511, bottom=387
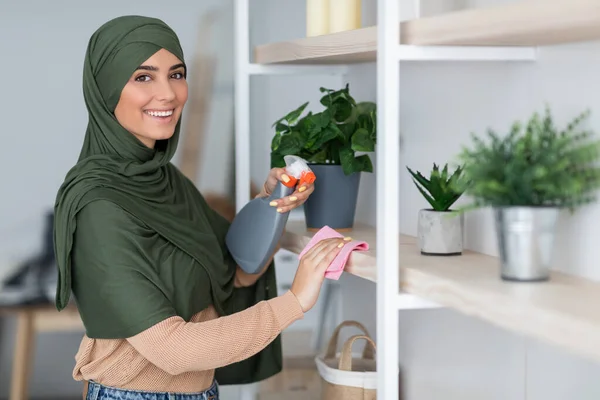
left=338, top=335, right=377, bottom=371
left=325, top=320, right=374, bottom=360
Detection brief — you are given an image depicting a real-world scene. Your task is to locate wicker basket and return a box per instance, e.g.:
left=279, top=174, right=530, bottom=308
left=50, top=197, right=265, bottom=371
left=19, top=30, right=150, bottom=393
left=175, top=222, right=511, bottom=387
left=315, top=320, right=377, bottom=399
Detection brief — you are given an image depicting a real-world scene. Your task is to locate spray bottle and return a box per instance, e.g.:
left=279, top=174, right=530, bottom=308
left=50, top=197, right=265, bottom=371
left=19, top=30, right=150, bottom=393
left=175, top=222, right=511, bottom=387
left=225, top=155, right=316, bottom=274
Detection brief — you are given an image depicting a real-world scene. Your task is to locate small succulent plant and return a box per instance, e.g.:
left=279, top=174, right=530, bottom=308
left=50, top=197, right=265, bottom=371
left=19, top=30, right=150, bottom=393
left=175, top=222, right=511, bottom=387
left=407, top=163, right=466, bottom=211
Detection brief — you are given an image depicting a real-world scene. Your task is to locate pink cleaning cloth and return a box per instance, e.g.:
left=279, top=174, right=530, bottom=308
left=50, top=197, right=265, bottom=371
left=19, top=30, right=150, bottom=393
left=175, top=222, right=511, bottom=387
left=298, top=225, right=369, bottom=280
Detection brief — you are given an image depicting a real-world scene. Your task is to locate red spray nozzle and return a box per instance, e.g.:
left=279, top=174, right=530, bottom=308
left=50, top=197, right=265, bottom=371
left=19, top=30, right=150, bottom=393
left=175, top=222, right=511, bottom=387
left=299, top=170, right=316, bottom=187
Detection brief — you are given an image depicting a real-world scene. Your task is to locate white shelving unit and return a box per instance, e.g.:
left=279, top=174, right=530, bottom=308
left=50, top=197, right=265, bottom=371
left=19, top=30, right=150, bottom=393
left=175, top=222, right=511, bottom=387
left=234, top=0, right=600, bottom=398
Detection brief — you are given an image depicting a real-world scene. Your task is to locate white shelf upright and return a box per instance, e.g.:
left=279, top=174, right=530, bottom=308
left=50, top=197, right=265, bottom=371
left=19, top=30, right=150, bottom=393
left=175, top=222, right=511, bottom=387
left=377, top=0, right=401, bottom=398
left=234, top=0, right=251, bottom=212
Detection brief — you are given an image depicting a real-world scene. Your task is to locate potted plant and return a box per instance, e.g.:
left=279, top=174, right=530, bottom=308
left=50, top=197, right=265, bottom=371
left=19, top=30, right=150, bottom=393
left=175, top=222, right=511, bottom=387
left=270, top=84, right=377, bottom=231
left=454, top=106, right=600, bottom=281
left=407, top=163, right=466, bottom=255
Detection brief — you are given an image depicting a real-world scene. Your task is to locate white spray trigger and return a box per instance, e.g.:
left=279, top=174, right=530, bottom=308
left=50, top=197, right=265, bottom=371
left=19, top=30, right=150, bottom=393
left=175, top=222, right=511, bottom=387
left=283, top=155, right=312, bottom=179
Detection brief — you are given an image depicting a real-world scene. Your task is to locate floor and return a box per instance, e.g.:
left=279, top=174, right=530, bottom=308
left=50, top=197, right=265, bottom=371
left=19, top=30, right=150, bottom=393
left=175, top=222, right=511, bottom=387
left=258, top=330, right=321, bottom=399
left=218, top=329, right=322, bottom=399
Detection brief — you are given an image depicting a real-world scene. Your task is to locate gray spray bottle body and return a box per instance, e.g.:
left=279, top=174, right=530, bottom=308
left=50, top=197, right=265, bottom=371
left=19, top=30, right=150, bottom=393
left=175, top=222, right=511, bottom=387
left=225, top=156, right=315, bottom=274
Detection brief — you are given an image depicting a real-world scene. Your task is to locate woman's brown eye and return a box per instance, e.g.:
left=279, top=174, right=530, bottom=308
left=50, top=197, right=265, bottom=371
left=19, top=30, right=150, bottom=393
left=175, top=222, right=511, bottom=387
left=135, top=75, right=151, bottom=82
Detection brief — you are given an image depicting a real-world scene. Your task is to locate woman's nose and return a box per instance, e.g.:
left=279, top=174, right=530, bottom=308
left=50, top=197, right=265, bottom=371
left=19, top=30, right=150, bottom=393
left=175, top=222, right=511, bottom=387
left=155, top=80, right=176, bottom=102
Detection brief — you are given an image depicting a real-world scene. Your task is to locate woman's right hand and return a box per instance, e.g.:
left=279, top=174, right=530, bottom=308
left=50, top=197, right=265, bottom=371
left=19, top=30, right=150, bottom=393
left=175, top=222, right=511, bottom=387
left=290, top=237, right=351, bottom=312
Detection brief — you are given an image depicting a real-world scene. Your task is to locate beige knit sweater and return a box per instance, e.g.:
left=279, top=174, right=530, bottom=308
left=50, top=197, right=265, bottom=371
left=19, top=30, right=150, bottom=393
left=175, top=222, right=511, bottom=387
left=74, top=290, right=304, bottom=393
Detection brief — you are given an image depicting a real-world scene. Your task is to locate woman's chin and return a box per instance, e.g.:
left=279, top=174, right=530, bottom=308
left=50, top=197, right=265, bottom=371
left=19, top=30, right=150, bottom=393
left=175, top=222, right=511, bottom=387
left=155, top=131, right=176, bottom=141
left=147, top=121, right=179, bottom=140
left=144, top=127, right=177, bottom=142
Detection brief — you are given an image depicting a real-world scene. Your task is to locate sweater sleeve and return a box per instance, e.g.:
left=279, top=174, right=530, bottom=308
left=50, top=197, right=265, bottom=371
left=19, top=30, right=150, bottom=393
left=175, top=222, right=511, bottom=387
left=126, top=291, right=304, bottom=375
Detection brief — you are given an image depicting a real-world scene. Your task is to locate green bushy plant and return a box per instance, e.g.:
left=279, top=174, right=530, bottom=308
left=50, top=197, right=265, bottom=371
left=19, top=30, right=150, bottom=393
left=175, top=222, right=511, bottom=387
left=453, top=106, right=600, bottom=212
left=407, top=163, right=466, bottom=211
left=270, top=84, right=377, bottom=175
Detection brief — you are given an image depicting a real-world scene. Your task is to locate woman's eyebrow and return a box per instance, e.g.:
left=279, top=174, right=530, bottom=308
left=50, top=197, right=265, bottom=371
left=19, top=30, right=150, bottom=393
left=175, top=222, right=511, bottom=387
left=170, top=63, right=186, bottom=71
left=135, top=63, right=186, bottom=72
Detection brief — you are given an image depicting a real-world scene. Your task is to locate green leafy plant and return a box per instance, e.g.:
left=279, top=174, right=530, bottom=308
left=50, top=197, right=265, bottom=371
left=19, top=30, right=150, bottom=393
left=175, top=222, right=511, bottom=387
left=453, top=106, right=600, bottom=212
left=270, top=84, right=377, bottom=175
left=407, top=163, right=466, bottom=211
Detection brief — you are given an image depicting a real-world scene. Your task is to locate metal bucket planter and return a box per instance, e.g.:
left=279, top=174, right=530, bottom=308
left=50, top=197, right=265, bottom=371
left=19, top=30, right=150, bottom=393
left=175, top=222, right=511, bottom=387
left=493, top=206, right=560, bottom=282
left=303, top=164, right=361, bottom=232
left=417, top=209, right=464, bottom=256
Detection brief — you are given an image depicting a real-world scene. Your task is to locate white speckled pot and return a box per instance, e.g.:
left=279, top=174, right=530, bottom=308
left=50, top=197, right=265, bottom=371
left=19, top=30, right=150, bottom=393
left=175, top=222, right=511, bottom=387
left=417, top=209, right=464, bottom=256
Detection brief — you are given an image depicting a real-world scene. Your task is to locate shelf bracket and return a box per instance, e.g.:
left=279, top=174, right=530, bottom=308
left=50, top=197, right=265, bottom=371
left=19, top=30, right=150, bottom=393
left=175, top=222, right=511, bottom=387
left=398, top=293, right=442, bottom=309
left=397, top=45, right=537, bottom=62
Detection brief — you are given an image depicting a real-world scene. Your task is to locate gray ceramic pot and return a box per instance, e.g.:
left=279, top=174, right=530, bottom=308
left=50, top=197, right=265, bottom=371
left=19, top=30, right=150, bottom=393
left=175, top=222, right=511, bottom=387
left=303, top=164, right=361, bottom=231
left=417, top=209, right=464, bottom=256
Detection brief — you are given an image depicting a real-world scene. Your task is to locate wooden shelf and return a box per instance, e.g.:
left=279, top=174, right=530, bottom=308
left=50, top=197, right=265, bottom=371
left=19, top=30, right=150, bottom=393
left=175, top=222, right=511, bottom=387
left=254, top=0, right=600, bottom=64
left=281, top=220, right=600, bottom=363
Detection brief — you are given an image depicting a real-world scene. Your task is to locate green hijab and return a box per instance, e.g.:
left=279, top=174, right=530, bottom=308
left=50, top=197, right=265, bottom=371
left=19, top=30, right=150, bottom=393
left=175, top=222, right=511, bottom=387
left=53, top=15, right=282, bottom=384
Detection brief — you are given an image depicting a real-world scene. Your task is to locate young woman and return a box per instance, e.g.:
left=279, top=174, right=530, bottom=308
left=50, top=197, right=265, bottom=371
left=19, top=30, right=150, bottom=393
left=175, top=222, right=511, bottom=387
left=53, top=15, right=349, bottom=400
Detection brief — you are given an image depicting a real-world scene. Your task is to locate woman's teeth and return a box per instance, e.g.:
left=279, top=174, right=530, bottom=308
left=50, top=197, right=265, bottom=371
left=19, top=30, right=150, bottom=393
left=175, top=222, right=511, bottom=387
left=145, top=110, right=174, bottom=117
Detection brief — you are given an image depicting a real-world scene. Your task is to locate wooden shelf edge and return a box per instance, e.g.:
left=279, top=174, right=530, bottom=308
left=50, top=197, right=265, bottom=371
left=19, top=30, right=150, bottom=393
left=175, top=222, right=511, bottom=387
left=403, top=0, right=600, bottom=47
left=403, top=265, right=600, bottom=363
left=254, top=26, right=377, bottom=65
left=254, top=0, right=600, bottom=65
left=0, top=304, right=84, bottom=332
left=281, top=220, right=600, bottom=363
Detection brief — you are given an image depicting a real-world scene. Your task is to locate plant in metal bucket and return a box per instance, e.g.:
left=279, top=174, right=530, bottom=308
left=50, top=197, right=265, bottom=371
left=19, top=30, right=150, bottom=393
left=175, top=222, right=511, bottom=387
left=407, top=163, right=467, bottom=256
left=454, top=105, right=600, bottom=281
left=454, top=106, right=600, bottom=210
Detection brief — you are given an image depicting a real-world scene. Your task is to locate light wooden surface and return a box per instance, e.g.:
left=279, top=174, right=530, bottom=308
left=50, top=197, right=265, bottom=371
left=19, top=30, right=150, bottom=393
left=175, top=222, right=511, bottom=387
left=10, top=311, right=35, bottom=400
left=0, top=304, right=84, bottom=400
left=254, top=0, right=600, bottom=64
left=254, top=26, right=378, bottom=64
left=403, top=0, right=600, bottom=46
left=281, top=220, right=600, bottom=363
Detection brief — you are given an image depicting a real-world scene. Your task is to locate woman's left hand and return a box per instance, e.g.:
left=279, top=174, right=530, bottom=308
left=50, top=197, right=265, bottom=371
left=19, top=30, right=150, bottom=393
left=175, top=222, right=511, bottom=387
left=257, top=167, right=315, bottom=213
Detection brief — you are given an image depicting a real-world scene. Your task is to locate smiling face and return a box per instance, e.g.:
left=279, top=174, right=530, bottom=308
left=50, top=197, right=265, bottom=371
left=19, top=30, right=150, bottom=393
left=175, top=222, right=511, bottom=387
left=114, top=48, right=188, bottom=148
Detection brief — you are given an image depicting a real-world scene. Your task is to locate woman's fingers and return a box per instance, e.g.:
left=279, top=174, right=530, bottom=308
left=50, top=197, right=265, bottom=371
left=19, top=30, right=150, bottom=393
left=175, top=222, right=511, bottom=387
left=311, top=240, right=344, bottom=267
left=260, top=167, right=288, bottom=198
left=270, top=183, right=316, bottom=213
left=316, top=245, right=344, bottom=275
left=307, top=237, right=351, bottom=264
left=301, top=238, right=338, bottom=262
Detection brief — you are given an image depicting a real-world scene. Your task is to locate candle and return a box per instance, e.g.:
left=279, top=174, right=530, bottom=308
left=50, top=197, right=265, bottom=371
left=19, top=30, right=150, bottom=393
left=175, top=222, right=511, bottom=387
left=329, top=0, right=361, bottom=33
left=306, top=0, right=329, bottom=37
